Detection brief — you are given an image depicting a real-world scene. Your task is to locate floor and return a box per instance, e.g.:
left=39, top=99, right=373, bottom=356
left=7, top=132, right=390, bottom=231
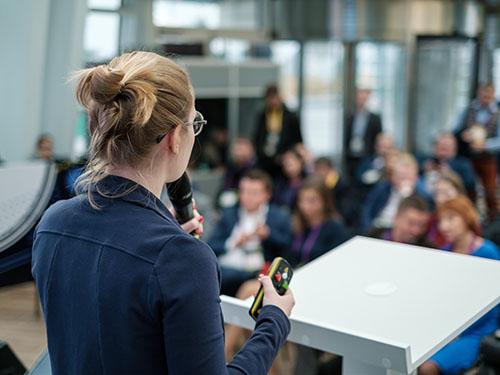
left=0, top=282, right=46, bottom=369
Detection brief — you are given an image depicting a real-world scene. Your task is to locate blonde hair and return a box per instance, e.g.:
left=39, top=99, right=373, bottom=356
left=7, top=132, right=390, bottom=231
left=396, top=153, right=418, bottom=171
left=72, top=51, right=194, bottom=208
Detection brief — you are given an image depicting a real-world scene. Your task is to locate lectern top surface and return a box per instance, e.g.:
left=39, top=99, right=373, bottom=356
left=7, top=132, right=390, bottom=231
left=290, top=236, right=500, bottom=366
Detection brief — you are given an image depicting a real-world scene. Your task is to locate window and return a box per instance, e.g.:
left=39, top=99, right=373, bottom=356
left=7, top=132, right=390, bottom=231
left=153, top=0, right=258, bottom=30
left=209, top=38, right=251, bottom=62
left=494, top=49, right=500, bottom=101
left=355, top=42, right=407, bottom=148
left=84, top=12, right=120, bottom=62
left=87, top=0, right=121, bottom=11
left=270, top=41, right=301, bottom=110
left=302, top=42, right=345, bottom=157
left=414, top=38, right=476, bottom=154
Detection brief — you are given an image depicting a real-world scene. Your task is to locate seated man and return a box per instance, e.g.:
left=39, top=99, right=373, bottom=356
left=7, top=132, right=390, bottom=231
left=361, top=153, right=433, bottom=233
left=356, top=132, right=396, bottom=189
left=370, top=194, right=433, bottom=247
left=208, top=169, right=292, bottom=296
left=420, top=133, right=476, bottom=198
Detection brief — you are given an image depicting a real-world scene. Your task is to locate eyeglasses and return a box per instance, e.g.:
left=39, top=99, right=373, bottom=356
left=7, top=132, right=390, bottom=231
left=191, top=111, right=207, bottom=136
left=156, top=111, right=206, bottom=143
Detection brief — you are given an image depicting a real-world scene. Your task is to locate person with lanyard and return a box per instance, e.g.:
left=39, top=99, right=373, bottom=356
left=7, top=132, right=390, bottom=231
left=32, top=51, right=294, bottom=375
left=455, top=83, right=500, bottom=221
left=224, top=177, right=349, bottom=374
left=254, top=84, right=303, bottom=176
left=419, top=195, right=500, bottom=375
left=288, top=177, right=350, bottom=268
left=272, top=148, right=309, bottom=210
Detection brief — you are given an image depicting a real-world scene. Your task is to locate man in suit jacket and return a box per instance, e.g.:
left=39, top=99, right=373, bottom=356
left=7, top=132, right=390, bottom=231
left=361, top=153, right=433, bottom=233
left=420, top=133, right=476, bottom=198
left=343, top=89, right=383, bottom=181
left=254, top=84, right=303, bottom=175
left=208, top=169, right=292, bottom=296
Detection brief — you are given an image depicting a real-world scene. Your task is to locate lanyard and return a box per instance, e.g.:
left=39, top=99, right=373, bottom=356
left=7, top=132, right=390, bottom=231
left=293, top=225, right=322, bottom=264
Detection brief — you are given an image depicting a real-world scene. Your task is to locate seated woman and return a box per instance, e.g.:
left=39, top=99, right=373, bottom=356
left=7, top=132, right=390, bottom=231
left=224, top=177, right=350, bottom=373
left=272, top=148, right=309, bottom=210
left=427, top=170, right=467, bottom=248
left=419, top=195, right=500, bottom=375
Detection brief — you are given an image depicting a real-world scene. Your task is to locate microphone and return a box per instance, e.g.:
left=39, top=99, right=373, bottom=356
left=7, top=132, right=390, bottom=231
left=166, top=172, right=194, bottom=224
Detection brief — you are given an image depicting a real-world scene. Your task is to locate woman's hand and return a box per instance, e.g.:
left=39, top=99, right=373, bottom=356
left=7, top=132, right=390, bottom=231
left=259, top=275, right=295, bottom=317
left=179, top=209, right=204, bottom=237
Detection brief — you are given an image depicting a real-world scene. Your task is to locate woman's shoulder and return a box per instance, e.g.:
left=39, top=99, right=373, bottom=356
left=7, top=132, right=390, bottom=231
left=474, top=239, right=500, bottom=260
left=322, top=218, right=347, bottom=232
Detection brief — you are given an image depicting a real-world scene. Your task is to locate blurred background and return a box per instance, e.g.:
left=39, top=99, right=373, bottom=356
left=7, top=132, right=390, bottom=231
left=2, top=0, right=500, bottom=373
left=1, top=0, right=500, bottom=164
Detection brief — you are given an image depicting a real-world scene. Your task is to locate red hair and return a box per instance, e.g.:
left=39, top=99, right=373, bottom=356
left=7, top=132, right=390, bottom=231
left=436, top=195, right=481, bottom=236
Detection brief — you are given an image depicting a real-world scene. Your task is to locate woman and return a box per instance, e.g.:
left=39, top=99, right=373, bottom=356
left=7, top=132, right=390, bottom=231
left=427, top=170, right=467, bottom=247
left=272, top=148, right=308, bottom=209
left=419, top=196, right=500, bottom=375
left=32, top=51, right=294, bottom=375
left=288, top=177, right=350, bottom=267
left=225, top=177, right=349, bottom=373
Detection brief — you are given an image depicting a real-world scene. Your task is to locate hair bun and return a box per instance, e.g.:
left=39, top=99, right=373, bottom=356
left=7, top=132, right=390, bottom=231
left=89, top=66, right=125, bottom=104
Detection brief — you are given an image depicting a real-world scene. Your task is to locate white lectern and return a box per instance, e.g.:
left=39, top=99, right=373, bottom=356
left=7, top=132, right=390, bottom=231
left=220, top=237, right=500, bottom=374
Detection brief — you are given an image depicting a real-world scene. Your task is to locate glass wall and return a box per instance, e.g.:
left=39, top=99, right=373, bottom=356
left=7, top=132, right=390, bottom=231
left=153, top=0, right=258, bottom=30
left=270, top=41, right=301, bottom=110
left=414, top=38, right=476, bottom=154
left=302, top=41, right=344, bottom=158
left=494, top=48, right=500, bottom=100
left=355, top=42, right=407, bottom=148
left=84, top=12, right=121, bottom=62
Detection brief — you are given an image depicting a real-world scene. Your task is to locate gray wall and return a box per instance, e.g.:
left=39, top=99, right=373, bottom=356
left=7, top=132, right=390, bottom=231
left=0, top=0, right=86, bottom=162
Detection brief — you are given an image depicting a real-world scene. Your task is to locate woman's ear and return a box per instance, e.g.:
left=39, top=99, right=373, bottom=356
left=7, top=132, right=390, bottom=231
left=163, top=126, right=181, bottom=155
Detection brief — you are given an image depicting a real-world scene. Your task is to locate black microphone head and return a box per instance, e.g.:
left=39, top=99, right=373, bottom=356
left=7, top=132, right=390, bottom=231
left=166, top=172, right=194, bottom=224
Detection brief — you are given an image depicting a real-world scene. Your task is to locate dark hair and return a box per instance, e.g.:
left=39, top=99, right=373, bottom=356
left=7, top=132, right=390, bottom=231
left=241, top=169, right=273, bottom=193
left=396, top=195, right=429, bottom=216
left=314, top=157, right=334, bottom=169
left=294, top=176, right=336, bottom=234
left=264, top=84, right=279, bottom=98
left=281, top=148, right=307, bottom=179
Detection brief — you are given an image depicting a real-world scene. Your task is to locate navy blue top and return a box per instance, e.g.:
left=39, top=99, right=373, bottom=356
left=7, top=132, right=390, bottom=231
left=32, top=175, right=290, bottom=375
left=288, top=219, right=350, bottom=267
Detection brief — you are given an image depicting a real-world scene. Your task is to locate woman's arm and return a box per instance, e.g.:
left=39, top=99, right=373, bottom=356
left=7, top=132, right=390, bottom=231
left=153, top=235, right=290, bottom=375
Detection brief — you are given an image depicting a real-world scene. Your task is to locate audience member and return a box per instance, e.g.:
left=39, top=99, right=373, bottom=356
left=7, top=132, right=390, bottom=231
left=361, top=153, right=432, bottom=232
left=201, top=127, right=228, bottom=170
left=455, top=83, right=500, bottom=220
left=313, top=157, right=358, bottom=229
left=207, top=170, right=292, bottom=296
left=288, top=177, right=350, bottom=268
left=420, top=133, right=476, bottom=198
left=427, top=171, right=467, bottom=248
left=356, top=133, right=395, bottom=189
left=343, top=88, right=383, bottom=180
left=294, top=143, right=315, bottom=174
left=370, top=195, right=432, bottom=247
left=272, top=149, right=308, bottom=209
left=218, top=137, right=256, bottom=208
left=224, top=177, right=349, bottom=374
left=254, top=84, right=302, bottom=175
left=35, top=134, right=54, bottom=161
left=419, top=196, right=500, bottom=375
